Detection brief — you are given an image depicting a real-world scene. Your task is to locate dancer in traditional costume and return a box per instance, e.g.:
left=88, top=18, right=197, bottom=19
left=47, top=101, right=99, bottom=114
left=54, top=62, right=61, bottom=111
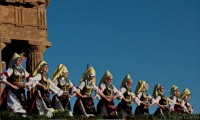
left=97, top=70, right=122, bottom=118
left=73, top=66, right=98, bottom=117
left=117, top=74, right=142, bottom=118
left=170, top=85, right=184, bottom=113
left=180, top=88, right=193, bottom=114
left=51, top=64, right=86, bottom=116
left=0, top=53, right=30, bottom=114
left=134, top=80, right=155, bottom=115
left=27, top=60, right=63, bottom=117
left=153, top=84, right=171, bottom=116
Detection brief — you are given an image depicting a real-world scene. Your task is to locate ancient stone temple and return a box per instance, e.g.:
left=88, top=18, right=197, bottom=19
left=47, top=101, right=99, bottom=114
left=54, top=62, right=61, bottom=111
left=0, top=0, right=51, bottom=96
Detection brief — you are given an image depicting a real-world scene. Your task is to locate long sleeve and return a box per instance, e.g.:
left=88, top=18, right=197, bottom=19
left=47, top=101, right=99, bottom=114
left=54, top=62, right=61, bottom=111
left=167, top=97, right=174, bottom=107
left=148, top=94, right=156, bottom=104
left=24, top=70, right=30, bottom=78
left=49, top=80, right=63, bottom=96
left=113, top=85, right=120, bottom=94
left=137, top=92, right=142, bottom=99
left=113, top=85, right=123, bottom=98
left=96, top=83, right=106, bottom=99
left=53, top=79, right=58, bottom=86
left=99, top=83, right=106, bottom=92
left=93, top=84, right=101, bottom=99
left=69, top=80, right=76, bottom=94
left=134, top=96, right=142, bottom=106
left=25, top=74, right=41, bottom=90
left=5, top=68, right=14, bottom=77
left=77, top=81, right=85, bottom=91
left=0, top=68, right=13, bottom=82
left=0, top=73, right=6, bottom=82
left=168, top=97, right=176, bottom=109
left=181, top=100, right=188, bottom=112
left=155, top=96, right=161, bottom=104
left=171, top=96, right=177, bottom=105
left=129, top=92, right=141, bottom=105
left=120, top=87, right=127, bottom=94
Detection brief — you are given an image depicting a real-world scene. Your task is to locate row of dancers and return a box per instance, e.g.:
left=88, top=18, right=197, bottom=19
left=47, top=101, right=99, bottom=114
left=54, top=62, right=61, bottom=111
left=0, top=53, right=193, bottom=118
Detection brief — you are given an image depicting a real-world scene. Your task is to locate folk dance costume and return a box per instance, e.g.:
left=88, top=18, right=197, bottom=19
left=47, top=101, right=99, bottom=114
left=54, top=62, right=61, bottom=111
left=73, top=67, right=98, bottom=117
left=153, top=84, right=171, bottom=116
left=180, top=88, right=193, bottom=114
left=27, top=60, right=63, bottom=117
left=51, top=64, right=84, bottom=116
left=0, top=53, right=30, bottom=114
left=117, top=74, right=141, bottom=117
left=170, top=85, right=184, bottom=113
left=97, top=71, right=122, bottom=118
left=134, top=80, right=155, bottom=115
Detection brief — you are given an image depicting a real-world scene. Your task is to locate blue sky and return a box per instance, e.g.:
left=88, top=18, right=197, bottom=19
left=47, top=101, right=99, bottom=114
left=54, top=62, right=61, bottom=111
left=44, top=1, right=200, bottom=113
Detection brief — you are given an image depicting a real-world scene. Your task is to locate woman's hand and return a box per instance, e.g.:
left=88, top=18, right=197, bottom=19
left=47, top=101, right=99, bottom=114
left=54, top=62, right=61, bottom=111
left=106, top=97, right=112, bottom=102
left=124, top=98, right=132, bottom=104
left=113, top=95, right=121, bottom=100
left=43, top=86, right=47, bottom=90
left=82, top=95, right=88, bottom=98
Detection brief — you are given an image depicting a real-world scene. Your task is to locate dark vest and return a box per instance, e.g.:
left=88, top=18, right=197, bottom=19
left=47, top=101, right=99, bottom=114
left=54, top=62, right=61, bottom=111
left=103, top=83, right=114, bottom=97
left=176, top=98, right=182, bottom=104
left=185, top=101, right=192, bottom=112
left=57, top=77, right=70, bottom=95
left=158, top=93, right=168, bottom=105
left=81, top=80, right=93, bottom=95
left=123, top=86, right=133, bottom=101
left=38, top=72, right=50, bottom=89
left=140, top=92, right=149, bottom=103
left=9, top=66, right=25, bottom=83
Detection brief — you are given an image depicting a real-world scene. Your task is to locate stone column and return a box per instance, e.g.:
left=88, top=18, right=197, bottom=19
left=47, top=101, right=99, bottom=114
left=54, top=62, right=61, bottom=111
left=27, top=45, right=47, bottom=74
left=0, top=41, right=6, bottom=96
left=26, top=45, right=46, bottom=100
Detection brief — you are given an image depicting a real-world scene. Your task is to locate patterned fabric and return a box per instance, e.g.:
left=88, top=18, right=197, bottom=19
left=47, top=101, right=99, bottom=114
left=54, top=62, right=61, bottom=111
left=117, top=101, right=133, bottom=116
left=134, top=92, right=151, bottom=115
left=103, top=84, right=114, bottom=97
left=73, top=97, right=96, bottom=115
left=9, top=66, right=25, bottom=83
left=174, top=104, right=184, bottom=113
left=154, top=94, right=170, bottom=116
left=10, top=87, right=27, bottom=110
left=117, top=86, right=133, bottom=116
left=154, top=107, right=169, bottom=116
left=51, top=95, right=71, bottom=111
left=135, top=104, right=149, bottom=115
left=81, top=80, right=93, bottom=96
left=97, top=99, right=117, bottom=117
left=27, top=90, right=53, bottom=116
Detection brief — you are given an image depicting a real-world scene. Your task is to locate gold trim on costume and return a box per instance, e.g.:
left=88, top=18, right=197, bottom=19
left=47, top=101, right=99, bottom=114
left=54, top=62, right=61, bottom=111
left=12, top=82, right=25, bottom=87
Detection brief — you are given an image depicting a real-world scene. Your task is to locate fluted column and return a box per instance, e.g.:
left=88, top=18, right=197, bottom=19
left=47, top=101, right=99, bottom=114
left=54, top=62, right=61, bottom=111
left=26, top=45, right=46, bottom=75
left=26, top=45, right=46, bottom=100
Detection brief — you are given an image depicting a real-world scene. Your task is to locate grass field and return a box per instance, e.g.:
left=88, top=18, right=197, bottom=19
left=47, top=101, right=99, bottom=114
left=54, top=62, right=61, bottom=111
left=0, top=110, right=199, bottom=120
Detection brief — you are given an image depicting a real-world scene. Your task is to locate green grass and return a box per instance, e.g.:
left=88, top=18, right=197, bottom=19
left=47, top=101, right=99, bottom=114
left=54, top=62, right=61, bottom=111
left=0, top=110, right=200, bottom=120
